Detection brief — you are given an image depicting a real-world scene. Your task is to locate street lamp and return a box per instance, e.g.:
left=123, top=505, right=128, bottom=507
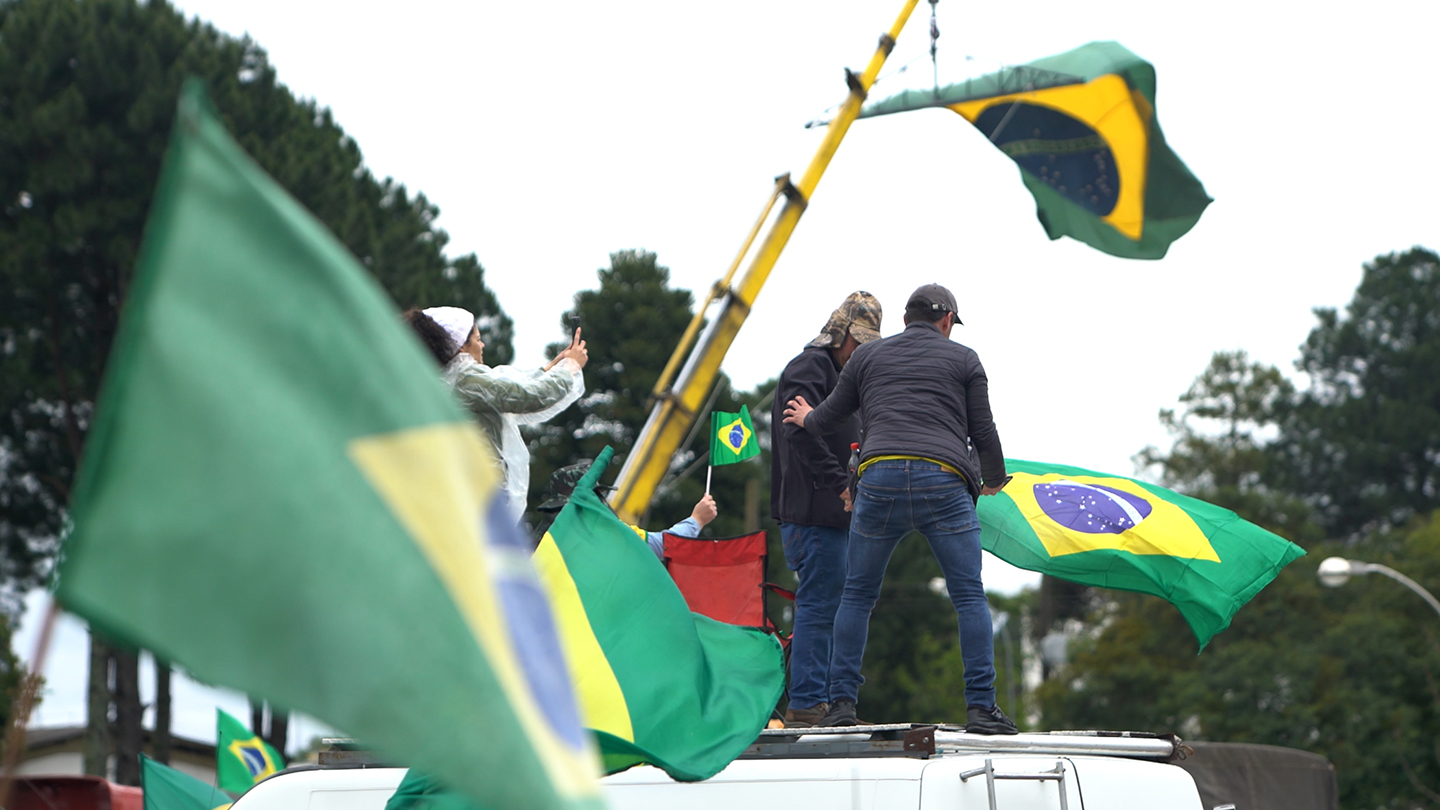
left=1317, top=556, right=1440, bottom=620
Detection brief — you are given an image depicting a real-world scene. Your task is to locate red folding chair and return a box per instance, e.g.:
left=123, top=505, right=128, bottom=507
left=661, top=530, right=793, bottom=642
left=664, top=530, right=797, bottom=726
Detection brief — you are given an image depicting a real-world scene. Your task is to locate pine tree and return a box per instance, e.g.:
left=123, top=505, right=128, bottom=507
left=0, top=0, right=511, bottom=780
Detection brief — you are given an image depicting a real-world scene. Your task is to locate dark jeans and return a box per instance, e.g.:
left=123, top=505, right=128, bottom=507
left=829, top=459, right=996, bottom=709
left=779, top=522, right=849, bottom=709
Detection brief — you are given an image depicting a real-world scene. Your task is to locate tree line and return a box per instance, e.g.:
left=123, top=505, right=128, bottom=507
left=1041, top=247, right=1440, bottom=808
left=4, top=0, right=1440, bottom=807
left=0, top=0, right=510, bottom=781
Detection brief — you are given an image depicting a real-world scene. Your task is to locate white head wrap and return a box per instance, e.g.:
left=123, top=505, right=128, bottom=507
left=423, top=306, right=475, bottom=355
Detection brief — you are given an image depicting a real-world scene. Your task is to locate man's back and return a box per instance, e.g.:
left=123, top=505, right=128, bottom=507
left=783, top=283, right=1017, bottom=734
left=817, top=321, right=1004, bottom=499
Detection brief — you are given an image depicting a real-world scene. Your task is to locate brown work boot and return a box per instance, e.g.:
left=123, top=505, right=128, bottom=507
left=784, top=702, right=829, bottom=728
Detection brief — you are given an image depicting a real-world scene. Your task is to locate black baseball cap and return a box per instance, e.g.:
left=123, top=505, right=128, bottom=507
left=905, top=283, right=963, bottom=324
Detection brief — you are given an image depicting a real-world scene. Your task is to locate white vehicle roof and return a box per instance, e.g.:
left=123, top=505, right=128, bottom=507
left=232, top=727, right=1200, bottom=810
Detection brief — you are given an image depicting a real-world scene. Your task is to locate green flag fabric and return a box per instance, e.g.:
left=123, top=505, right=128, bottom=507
left=710, top=410, right=759, bottom=465
left=215, top=709, right=282, bottom=793
left=142, top=755, right=233, bottom=810
left=55, top=81, right=600, bottom=810
left=860, top=42, right=1211, bottom=259
left=533, top=446, right=785, bottom=780
left=978, top=459, right=1305, bottom=648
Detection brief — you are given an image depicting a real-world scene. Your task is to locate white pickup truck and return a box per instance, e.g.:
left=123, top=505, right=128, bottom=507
left=234, top=725, right=1208, bottom=810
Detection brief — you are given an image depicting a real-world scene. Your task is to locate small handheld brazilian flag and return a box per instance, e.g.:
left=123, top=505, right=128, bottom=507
left=216, top=709, right=281, bottom=793
left=707, top=409, right=758, bottom=494
left=710, top=410, right=759, bottom=465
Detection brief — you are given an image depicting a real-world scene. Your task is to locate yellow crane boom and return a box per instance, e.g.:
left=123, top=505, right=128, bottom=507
left=608, top=0, right=920, bottom=523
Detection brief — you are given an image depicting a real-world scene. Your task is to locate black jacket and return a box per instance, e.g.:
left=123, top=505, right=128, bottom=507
left=770, top=346, right=858, bottom=528
left=804, top=321, right=1004, bottom=500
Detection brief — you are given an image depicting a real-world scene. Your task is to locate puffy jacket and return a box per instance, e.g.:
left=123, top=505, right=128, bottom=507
left=770, top=346, right=858, bottom=528
left=803, top=321, right=1004, bottom=500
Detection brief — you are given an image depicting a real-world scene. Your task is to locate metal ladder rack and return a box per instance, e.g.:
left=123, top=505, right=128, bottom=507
left=960, top=759, right=1070, bottom=810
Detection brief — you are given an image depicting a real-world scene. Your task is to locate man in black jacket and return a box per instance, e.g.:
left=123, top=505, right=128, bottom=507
left=770, top=291, right=882, bottom=727
left=782, top=283, right=1017, bottom=735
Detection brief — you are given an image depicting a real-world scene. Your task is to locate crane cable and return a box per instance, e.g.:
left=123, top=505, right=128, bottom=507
left=929, top=0, right=940, bottom=92
left=806, top=1, right=942, bottom=129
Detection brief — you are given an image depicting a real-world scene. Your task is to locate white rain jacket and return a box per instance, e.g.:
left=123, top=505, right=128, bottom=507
left=441, top=354, right=584, bottom=517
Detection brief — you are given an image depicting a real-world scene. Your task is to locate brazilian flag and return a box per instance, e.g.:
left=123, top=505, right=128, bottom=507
left=860, top=41, right=1211, bottom=259
left=710, top=409, right=759, bottom=465
left=216, top=709, right=281, bottom=793
left=533, top=447, right=784, bottom=780
left=142, top=754, right=233, bottom=810
left=977, top=460, right=1304, bottom=648
left=55, top=81, right=601, bottom=810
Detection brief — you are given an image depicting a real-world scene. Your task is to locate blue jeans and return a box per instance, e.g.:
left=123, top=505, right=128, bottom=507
left=779, top=522, right=849, bottom=709
left=830, top=460, right=996, bottom=709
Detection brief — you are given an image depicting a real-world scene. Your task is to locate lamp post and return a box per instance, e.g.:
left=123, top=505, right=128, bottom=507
left=1317, top=556, right=1440, bottom=620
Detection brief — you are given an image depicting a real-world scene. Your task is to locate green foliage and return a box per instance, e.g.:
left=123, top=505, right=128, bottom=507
left=525, top=249, right=696, bottom=515
left=1047, top=249, right=1440, bottom=808
left=520, top=247, right=785, bottom=568
left=521, top=250, right=791, bottom=642
left=1277, top=247, right=1440, bottom=538
left=1135, top=349, right=1320, bottom=544
left=846, top=535, right=952, bottom=722
left=0, top=616, right=28, bottom=733
left=1040, top=518, right=1440, bottom=809
left=0, top=0, right=510, bottom=603
left=857, top=544, right=1034, bottom=726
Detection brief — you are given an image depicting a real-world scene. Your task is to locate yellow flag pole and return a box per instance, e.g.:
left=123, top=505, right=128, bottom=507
left=610, top=0, right=920, bottom=522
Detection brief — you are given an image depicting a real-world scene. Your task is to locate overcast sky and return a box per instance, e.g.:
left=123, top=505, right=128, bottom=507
left=23, top=0, right=1439, bottom=748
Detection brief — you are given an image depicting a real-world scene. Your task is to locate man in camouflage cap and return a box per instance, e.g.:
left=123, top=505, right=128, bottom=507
left=770, top=291, right=882, bottom=727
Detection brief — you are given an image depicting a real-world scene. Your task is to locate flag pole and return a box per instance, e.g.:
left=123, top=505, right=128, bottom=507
left=705, top=465, right=712, bottom=495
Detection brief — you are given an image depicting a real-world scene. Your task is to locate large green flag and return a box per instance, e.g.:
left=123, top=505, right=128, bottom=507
left=56, top=81, right=600, bottom=810
left=533, top=447, right=784, bottom=781
left=141, top=755, right=233, bottom=810
left=215, top=709, right=282, bottom=793
left=710, top=409, right=759, bottom=465
left=978, top=459, right=1305, bottom=648
left=860, top=42, right=1211, bottom=259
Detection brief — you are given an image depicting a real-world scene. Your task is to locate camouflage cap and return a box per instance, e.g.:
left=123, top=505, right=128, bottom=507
left=536, top=459, right=615, bottom=513
left=807, top=291, right=883, bottom=349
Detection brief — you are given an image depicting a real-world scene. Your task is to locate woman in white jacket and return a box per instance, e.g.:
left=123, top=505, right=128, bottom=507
left=405, top=306, right=588, bottom=520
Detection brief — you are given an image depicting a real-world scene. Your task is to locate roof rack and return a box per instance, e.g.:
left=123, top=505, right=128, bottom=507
left=743, top=724, right=1182, bottom=762
left=316, top=738, right=388, bottom=768
left=314, top=728, right=1182, bottom=770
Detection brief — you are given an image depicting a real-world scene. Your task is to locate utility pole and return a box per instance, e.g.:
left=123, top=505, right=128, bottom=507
left=112, top=648, right=142, bottom=785
left=83, top=637, right=111, bottom=777
left=744, top=478, right=761, bottom=532
left=154, top=659, right=172, bottom=765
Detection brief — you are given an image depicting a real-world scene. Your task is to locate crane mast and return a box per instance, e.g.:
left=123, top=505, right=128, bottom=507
left=608, top=0, right=920, bottom=522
